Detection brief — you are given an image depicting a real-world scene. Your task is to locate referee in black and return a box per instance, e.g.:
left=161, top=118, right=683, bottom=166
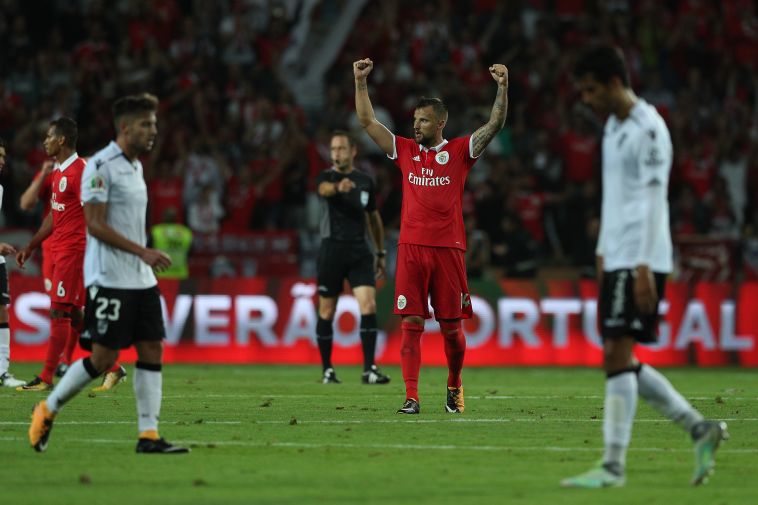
left=314, top=130, right=390, bottom=385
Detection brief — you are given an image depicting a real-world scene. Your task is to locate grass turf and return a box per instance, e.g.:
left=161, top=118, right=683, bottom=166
left=1, top=364, right=755, bottom=504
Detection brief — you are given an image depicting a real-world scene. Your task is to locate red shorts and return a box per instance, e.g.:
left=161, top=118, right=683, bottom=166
left=41, top=240, right=54, bottom=293
left=393, top=243, right=472, bottom=320
left=50, top=250, right=84, bottom=306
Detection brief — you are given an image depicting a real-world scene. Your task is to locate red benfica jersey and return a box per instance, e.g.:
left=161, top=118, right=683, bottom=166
left=391, top=135, right=477, bottom=250
left=50, top=154, right=86, bottom=254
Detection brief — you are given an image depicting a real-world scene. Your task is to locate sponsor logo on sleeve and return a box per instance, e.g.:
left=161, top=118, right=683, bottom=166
left=89, top=175, right=107, bottom=192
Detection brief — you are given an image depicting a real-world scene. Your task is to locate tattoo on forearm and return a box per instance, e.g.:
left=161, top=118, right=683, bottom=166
left=472, top=86, right=508, bottom=156
left=356, top=81, right=368, bottom=91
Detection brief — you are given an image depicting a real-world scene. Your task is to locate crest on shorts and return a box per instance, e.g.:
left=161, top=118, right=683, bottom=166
left=360, top=190, right=369, bottom=208
left=397, top=295, right=407, bottom=310
left=435, top=151, right=449, bottom=165
left=58, top=176, right=67, bottom=192
left=97, top=319, right=108, bottom=335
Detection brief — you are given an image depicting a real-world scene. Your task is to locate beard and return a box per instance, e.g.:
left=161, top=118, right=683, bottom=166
left=414, top=131, right=433, bottom=146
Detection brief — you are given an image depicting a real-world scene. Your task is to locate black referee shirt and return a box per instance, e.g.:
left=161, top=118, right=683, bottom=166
left=315, top=168, right=377, bottom=242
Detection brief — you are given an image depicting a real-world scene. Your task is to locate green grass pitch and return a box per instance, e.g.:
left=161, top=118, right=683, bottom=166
left=1, top=363, right=756, bottom=504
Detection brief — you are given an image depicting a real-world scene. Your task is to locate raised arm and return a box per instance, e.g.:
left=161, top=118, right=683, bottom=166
left=471, top=64, right=509, bottom=158
left=354, top=58, right=394, bottom=156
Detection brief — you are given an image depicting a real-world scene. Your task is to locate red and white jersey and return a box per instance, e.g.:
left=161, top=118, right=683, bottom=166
left=389, top=135, right=478, bottom=250
left=50, top=153, right=86, bottom=254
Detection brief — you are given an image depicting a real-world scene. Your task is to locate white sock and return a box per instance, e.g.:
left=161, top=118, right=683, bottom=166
left=47, top=359, right=98, bottom=413
left=134, top=366, right=162, bottom=434
left=0, top=326, right=9, bottom=375
left=638, top=364, right=704, bottom=432
left=603, top=371, right=638, bottom=471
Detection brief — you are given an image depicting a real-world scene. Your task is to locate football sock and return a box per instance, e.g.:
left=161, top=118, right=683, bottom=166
left=40, top=317, right=70, bottom=384
left=440, top=320, right=465, bottom=388
left=139, top=429, right=160, bottom=440
left=602, top=369, right=638, bottom=472
left=135, top=361, right=163, bottom=434
left=47, top=358, right=100, bottom=413
left=359, top=313, right=378, bottom=372
left=400, top=320, right=423, bottom=401
left=316, top=317, right=333, bottom=371
left=63, top=320, right=81, bottom=365
left=637, top=364, right=704, bottom=432
left=0, top=323, right=10, bottom=375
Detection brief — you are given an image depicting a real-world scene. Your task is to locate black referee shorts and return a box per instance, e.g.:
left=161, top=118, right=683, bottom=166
left=317, top=240, right=375, bottom=297
left=598, top=269, right=667, bottom=343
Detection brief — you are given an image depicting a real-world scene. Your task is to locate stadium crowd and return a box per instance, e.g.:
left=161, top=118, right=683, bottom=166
left=0, top=0, right=756, bottom=280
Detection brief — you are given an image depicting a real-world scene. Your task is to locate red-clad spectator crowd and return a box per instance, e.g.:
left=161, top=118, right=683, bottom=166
left=0, top=0, right=756, bottom=280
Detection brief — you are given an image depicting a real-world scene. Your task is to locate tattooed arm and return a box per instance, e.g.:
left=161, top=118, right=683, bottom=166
left=471, top=64, right=509, bottom=158
left=353, top=58, right=395, bottom=156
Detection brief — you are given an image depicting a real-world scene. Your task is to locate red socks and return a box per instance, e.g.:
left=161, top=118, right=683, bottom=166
left=440, top=320, right=466, bottom=388
left=40, top=318, right=70, bottom=384
left=400, top=321, right=423, bottom=401
left=63, top=320, right=80, bottom=365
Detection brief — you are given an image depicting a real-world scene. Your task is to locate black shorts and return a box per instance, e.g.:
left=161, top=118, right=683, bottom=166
left=599, top=269, right=667, bottom=343
left=0, top=263, right=8, bottom=305
left=317, top=240, right=375, bottom=297
left=83, top=285, right=165, bottom=350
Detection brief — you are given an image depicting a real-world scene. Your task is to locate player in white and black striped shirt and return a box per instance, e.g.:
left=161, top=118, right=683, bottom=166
left=561, top=45, right=727, bottom=489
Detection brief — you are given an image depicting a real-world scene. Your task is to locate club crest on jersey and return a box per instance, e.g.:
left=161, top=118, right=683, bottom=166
left=360, top=190, right=369, bottom=208
left=435, top=151, right=449, bottom=165
left=397, top=295, right=407, bottom=310
left=58, top=176, right=67, bottom=192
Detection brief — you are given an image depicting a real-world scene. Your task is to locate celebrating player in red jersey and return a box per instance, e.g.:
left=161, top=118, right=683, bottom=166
left=16, top=117, right=125, bottom=391
left=354, top=58, right=508, bottom=414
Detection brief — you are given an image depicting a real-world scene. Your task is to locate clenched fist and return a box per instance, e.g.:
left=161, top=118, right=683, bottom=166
left=353, top=58, right=374, bottom=79
left=489, top=64, right=509, bottom=87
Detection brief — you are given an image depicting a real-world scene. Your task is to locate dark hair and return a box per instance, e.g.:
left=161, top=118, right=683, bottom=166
left=331, top=129, right=357, bottom=147
left=415, top=97, right=448, bottom=120
left=112, top=93, right=159, bottom=126
left=50, top=116, right=78, bottom=148
left=573, top=44, right=630, bottom=87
